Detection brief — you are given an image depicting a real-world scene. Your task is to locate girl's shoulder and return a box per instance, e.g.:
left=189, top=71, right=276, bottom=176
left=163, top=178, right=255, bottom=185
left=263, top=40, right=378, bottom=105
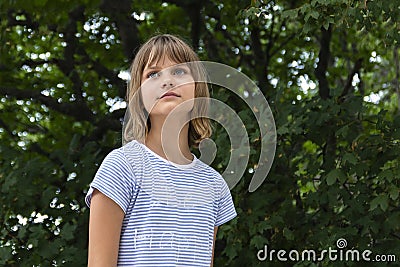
left=121, top=139, right=143, bottom=154
left=194, top=160, right=233, bottom=191
left=120, top=140, right=147, bottom=170
left=195, top=159, right=220, bottom=176
left=99, top=140, right=144, bottom=171
left=194, top=159, right=229, bottom=187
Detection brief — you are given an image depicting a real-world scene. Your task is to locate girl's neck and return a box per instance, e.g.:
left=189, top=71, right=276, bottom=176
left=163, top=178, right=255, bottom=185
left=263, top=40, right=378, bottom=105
left=144, top=115, right=193, bottom=165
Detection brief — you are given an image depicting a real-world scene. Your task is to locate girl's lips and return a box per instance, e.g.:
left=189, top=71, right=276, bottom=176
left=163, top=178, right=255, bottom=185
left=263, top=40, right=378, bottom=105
left=160, top=92, right=180, bottom=98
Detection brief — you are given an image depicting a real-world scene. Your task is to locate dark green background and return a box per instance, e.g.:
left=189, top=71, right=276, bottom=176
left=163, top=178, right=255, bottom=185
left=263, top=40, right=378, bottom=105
left=1, top=0, right=399, bottom=266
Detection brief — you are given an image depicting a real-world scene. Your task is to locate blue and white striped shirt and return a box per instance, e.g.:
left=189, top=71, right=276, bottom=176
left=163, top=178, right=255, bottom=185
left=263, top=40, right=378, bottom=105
left=85, top=140, right=237, bottom=266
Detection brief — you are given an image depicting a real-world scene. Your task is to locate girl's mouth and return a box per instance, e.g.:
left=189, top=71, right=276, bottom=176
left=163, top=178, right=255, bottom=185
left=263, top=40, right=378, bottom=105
left=160, top=92, right=180, bottom=98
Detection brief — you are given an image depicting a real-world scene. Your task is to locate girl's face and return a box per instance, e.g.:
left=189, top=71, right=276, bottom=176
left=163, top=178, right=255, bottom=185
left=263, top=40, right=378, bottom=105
left=140, top=56, right=195, bottom=117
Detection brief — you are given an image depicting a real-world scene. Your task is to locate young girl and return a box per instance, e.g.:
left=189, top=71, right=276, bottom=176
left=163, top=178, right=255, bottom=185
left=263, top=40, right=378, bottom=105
left=85, top=34, right=237, bottom=267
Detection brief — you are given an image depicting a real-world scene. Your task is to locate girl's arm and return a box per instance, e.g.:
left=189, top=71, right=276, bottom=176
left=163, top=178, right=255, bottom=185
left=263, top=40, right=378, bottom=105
left=211, top=226, right=218, bottom=267
left=88, top=189, right=124, bottom=267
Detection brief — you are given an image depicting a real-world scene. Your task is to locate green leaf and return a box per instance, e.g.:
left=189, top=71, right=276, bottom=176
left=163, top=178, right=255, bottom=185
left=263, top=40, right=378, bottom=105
left=310, top=0, right=318, bottom=7
left=283, top=227, right=294, bottom=240
left=38, top=240, right=60, bottom=258
left=2, top=173, right=17, bottom=193
left=302, top=21, right=313, bottom=34
left=389, top=187, right=399, bottom=200
left=34, top=0, right=48, bottom=7
left=323, top=20, right=330, bottom=30
left=379, top=169, right=394, bottom=182
left=69, top=133, right=81, bottom=152
left=0, top=246, right=12, bottom=264
left=300, top=3, right=311, bottom=15
left=224, top=242, right=239, bottom=260
left=277, top=125, right=289, bottom=135
left=17, top=225, right=28, bottom=239
left=250, top=235, right=268, bottom=249
left=282, top=9, right=299, bottom=19
left=343, top=153, right=358, bottom=165
left=310, top=10, right=319, bottom=19
left=370, top=195, right=389, bottom=211
left=61, top=223, right=77, bottom=241
left=257, top=220, right=272, bottom=234
left=326, top=169, right=345, bottom=185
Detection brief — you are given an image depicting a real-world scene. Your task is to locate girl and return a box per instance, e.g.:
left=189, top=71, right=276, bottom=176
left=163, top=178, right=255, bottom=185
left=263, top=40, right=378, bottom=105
left=85, top=34, right=237, bottom=267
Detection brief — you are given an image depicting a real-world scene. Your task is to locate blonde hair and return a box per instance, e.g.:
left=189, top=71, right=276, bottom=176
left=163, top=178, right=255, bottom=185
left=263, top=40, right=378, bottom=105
left=124, top=34, right=211, bottom=147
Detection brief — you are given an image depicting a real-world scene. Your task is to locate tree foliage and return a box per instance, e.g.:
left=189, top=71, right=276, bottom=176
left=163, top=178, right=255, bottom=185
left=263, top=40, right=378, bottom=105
left=0, top=0, right=399, bottom=266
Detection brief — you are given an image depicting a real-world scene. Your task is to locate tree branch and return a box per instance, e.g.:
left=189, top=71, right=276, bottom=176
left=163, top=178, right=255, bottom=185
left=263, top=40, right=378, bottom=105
left=339, top=58, right=363, bottom=101
left=78, top=54, right=127, bottom=99
left=265, top=9, right=276, bottom=59
left=250, top=25, right=268, bottom=91
left=394, top=46, right=400, bottom=114
left=85, top=109, right=125, bottom=142
left=7, top=9, right=39, bottom=30
left=100, top=0, right=141, bottom=60
left=269, top=33, right=297, bottom=58
left=57, top=6, right=86, bottom=102
left=315, top=26, right=332, bottom=100
left=0, top=87, right=95, bottom=122
left=164, top=0, right=207, bottom=50
left=0, top=117, right=15, bottom=138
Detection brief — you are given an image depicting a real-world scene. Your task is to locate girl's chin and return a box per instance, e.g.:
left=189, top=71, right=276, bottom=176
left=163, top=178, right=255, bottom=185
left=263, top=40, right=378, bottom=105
left=149, top=110, right=193, bottom=117
left=149, top=103, right=194, bottom=116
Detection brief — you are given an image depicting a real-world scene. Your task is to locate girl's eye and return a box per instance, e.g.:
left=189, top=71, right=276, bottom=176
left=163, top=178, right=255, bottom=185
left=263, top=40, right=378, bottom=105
left=173, top=68, right=187, bottom=76
left=147, top=71, right=160, bottom=79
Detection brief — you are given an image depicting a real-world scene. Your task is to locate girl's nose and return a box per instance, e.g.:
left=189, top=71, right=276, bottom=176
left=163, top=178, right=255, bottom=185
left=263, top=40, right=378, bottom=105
left=162, top=77, right=175, bottom=89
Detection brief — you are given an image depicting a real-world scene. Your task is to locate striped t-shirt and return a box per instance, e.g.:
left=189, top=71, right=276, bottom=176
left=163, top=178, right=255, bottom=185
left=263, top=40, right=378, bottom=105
left=85, top=140, right=237, bottom=266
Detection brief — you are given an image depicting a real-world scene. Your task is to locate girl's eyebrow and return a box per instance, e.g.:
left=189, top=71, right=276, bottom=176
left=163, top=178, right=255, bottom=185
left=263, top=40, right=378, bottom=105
left=146, top=63, right=189, bottom=69
left=143, top=63, right=190, bottom=73
left=145, top=65, right=160, bottom=70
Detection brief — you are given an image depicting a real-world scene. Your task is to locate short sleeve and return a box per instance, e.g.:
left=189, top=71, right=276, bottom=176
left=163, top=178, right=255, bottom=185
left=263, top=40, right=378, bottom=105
left=215, top=178, right=237, bottom=226
left=85, top=148, right=136, bottom=213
